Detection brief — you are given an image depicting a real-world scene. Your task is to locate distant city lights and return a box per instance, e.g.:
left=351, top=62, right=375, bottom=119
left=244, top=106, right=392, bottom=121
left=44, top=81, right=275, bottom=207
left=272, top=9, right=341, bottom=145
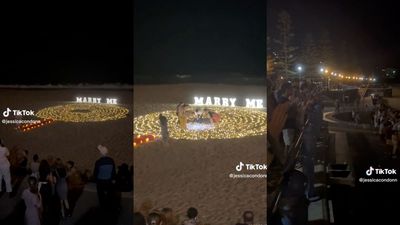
left=318, top=66, right=376, bottom=82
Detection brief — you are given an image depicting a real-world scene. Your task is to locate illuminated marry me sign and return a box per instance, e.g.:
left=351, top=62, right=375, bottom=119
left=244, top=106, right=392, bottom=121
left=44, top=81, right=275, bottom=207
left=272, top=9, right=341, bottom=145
left=193, top=96, right=263, bottom=108
left=76, top=97, right=118, bottom=104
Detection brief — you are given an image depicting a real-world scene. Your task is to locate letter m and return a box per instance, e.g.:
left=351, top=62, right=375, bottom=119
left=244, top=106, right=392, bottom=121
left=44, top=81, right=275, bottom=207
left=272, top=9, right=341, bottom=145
left=194, top=97, right=204, bottom=105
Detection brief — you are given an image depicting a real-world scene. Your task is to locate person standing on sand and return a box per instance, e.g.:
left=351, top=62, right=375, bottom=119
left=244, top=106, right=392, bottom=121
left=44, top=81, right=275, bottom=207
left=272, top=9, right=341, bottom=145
left=93, top=145, right=116, bottom=209
left=177, top=103, right=189, bottom=129
left=176, top=102, right=183, bottom=116
left=159, top=114, right=169, bottom=146
left=0, top=138, right=12, bottom=194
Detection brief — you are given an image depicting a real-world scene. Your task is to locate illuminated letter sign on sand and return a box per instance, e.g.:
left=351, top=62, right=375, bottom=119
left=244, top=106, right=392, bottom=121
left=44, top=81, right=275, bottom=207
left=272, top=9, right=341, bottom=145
left=245, top=98, right=263, bottom=108
left=76, top=97, right=118, bottom=104
left=193, top=96, right=262, bottom=108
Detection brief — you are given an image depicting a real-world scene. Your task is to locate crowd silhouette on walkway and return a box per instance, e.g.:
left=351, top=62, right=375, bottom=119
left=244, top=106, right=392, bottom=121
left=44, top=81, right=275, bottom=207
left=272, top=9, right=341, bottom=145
left=0, top=140, right=132, bottom=225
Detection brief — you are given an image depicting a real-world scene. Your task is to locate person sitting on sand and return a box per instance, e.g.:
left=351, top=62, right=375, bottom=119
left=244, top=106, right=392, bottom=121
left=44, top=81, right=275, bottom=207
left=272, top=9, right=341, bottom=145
left=194, top=108, right=201, bottom=121
left=208, top=110, right=221, bottom=124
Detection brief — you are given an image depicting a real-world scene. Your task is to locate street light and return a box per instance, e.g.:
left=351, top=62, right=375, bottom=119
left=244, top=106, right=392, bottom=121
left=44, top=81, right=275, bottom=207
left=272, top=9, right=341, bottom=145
left=297, top=66, right=303, bottom=72
left=296, top=65, right=303, bottom=91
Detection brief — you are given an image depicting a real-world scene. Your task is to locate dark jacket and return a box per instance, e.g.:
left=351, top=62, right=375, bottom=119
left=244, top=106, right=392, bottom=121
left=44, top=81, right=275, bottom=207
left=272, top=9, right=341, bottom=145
left=93, top=156, right=116, bottom=182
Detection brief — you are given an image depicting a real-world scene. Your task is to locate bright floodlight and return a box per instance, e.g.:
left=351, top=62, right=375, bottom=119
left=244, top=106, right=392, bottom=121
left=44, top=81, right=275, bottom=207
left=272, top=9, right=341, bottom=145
left=320, top=68, right=324, bottom=72
left=297, top=66, right=303, bottom=72
left=325, top=69, right=329, bottom=74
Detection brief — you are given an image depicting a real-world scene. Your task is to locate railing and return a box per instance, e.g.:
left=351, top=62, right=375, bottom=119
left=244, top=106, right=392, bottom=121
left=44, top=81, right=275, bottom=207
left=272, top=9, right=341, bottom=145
left=270, top=119, right=310, bottom=214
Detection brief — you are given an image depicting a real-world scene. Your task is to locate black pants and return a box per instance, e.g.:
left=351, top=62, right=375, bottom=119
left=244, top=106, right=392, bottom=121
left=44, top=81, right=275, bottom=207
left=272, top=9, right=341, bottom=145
left=96, top=180, right=114, bottom=209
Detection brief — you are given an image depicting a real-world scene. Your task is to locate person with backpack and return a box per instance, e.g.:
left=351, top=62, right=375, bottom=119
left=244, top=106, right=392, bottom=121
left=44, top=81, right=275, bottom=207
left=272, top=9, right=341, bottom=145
left=93, top=145, right=116, bottom=209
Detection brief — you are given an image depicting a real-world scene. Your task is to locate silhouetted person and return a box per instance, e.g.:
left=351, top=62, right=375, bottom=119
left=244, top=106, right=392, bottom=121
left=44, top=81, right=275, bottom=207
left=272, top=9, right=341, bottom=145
left=22, top=176, right=42, bottom=225
left=93, top=145, right=116, bottom=210
left=183, top=207, right=199, bottom=225
left=116, top=163, right=132, bottom=192
left=147, top=212, right=164, bottom=225
left=133, top=212, right=146, bottom=225
left=55, top=159, right=70, bottom=218
left=236, top=211, right=254, bottom=225
left=159, top=114, right=169, bottom=146
left=38, top=159, right=58, bottom=225
left=162, top=208, right=179, bottom=225
left=12, top=149, right=29, bottom=197
left=30, top=154, right=40, bottom=179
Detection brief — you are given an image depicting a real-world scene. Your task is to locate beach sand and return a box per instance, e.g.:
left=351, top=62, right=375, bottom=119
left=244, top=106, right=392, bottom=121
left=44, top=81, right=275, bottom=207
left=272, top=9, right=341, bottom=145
left=134, top=84, right=268, bottom=225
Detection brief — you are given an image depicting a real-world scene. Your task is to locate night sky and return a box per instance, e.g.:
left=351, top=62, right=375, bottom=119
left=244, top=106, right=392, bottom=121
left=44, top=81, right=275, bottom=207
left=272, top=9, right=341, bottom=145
left=134, top=0, right=266, bottom=81
left=2, top=1, right=399, bottom=84
left=267, top=0, right=400, bottom=74
left=0, top=2, right=133, bottom=85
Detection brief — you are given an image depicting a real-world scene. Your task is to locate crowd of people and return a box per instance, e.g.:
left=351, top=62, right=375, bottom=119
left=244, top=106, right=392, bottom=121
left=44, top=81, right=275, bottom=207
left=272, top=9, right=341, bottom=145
left=267, top=76, right=325, bottom=225
left=134, top=203, right=256, bottom=225
left=0, top=139, right=133, bottom=225
left=371, top=97, right=400, bottom=158
left=334, top=92, right=400, bottom=159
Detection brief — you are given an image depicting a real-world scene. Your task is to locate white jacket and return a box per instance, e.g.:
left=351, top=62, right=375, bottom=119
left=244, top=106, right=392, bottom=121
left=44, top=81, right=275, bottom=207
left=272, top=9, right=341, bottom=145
left=0, top=146, right=10, bottom=168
